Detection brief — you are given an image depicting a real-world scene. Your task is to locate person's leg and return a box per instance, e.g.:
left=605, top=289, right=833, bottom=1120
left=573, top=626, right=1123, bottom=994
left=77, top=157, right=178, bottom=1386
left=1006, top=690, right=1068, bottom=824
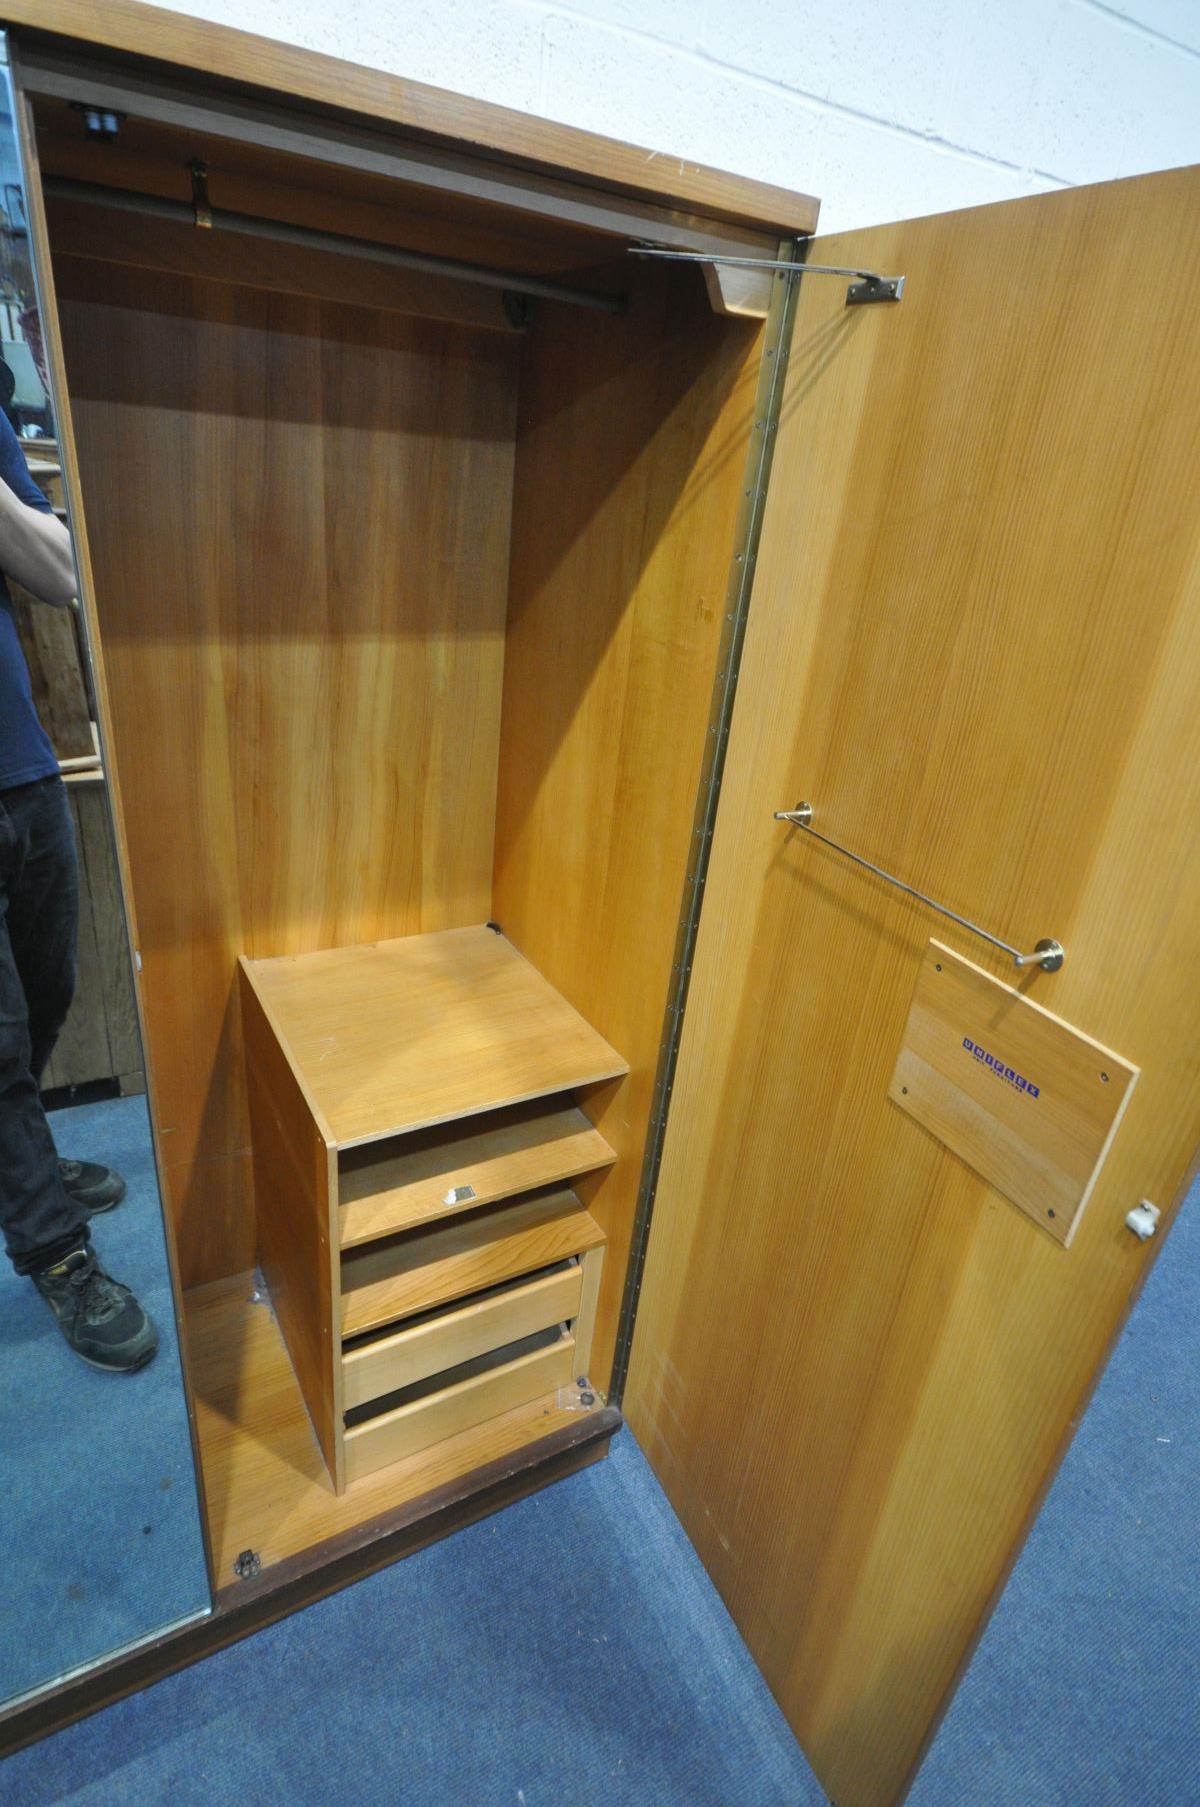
left=0, top=780, right=89, bottom=1273
left=6, top=775, right=125, bottom=1213
left=0, top=778, right=156, bottom=1370
left=6, top=774, right=77, bottom=1082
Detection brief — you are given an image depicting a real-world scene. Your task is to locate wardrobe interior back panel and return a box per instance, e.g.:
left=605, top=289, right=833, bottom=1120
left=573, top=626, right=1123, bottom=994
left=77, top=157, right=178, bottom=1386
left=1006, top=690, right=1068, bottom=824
left=493, top=266, right=764, bottom=1392
left=52, top=253, right=519, bottom=1284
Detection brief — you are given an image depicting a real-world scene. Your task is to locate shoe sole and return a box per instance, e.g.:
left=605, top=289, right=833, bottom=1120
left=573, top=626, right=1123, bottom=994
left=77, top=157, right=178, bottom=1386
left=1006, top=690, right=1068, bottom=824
left=76, top=1180, right=129, bottom=1216
left=75, top=1340, right=158, bottom=1373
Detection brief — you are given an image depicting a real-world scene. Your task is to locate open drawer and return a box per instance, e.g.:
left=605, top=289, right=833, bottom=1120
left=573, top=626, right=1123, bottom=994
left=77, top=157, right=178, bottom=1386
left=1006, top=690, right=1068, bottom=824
left=343, top=1325, right=578, bottom=1484
left=342, top=1260, right=584, bottom=1410
left=339, top=1188, right=605, bottom=1484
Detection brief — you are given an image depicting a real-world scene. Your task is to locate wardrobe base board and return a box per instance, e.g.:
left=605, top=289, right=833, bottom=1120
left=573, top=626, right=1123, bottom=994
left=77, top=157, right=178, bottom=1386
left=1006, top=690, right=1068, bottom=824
left=185, top=1271, right=610, bottom=1583
left=0, top=1274, right=616, bottom=1758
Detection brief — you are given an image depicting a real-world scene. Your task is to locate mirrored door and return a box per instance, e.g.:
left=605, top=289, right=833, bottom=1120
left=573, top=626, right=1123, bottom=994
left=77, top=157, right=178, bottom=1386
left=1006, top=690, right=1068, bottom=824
left=0, top=33, right=211, bottom=1712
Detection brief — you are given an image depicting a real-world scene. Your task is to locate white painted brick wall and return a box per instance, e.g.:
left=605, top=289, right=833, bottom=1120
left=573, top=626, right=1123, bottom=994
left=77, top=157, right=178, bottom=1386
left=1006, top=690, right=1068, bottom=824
left=143, top=1, right=1200, bottom=234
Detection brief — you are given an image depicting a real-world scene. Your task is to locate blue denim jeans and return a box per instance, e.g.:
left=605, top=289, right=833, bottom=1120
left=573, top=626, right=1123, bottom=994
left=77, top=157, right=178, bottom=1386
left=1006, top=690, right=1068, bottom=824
left=0, top=774, right=89, bottom=1273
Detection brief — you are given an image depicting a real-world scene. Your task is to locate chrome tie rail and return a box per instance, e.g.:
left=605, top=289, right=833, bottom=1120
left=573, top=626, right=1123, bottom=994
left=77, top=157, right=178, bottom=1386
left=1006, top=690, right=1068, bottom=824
left=774, top=803, right=1065, bottom=972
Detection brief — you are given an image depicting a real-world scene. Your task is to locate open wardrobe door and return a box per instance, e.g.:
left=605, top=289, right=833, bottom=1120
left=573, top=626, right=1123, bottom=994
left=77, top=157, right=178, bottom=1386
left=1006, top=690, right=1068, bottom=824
left=624, top=166, right=1200, bottom=1807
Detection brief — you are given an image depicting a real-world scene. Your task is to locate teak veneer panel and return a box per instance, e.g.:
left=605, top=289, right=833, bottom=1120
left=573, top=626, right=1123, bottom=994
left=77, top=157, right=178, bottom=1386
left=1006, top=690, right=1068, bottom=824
left=492, top=262, right=769, bottom=1395
left=626, top=168, right=1200, bottom=1807
left=184, top=1273, right=607, bottom=1579
left=9, top=0, right=820, bottom=235
left=243, top=927, right=628, bottom=1149
left=340, top=1188, right=605, bottom=1338
left=240, top=968, right=342, bottom=1487
left=339, top=1100, right=616, bottom=1247
left=53, top=258, right=519, bottom=1284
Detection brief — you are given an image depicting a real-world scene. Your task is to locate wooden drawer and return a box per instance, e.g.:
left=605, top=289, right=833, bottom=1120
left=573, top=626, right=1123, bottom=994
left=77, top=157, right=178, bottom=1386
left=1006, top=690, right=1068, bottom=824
left=342, top=1261, right=583, bottom=1411
left=343, top=1328, right=576, bottom=1484
left=338, top=1098, right=616, bottom=1248
left=340, top=1185, right=604, bottom=1338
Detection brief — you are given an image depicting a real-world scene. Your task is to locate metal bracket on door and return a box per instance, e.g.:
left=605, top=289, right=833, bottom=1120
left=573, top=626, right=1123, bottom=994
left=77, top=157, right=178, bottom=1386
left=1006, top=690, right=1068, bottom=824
left=845, top=272, right=904, bottom=305
left=774, top=803, right=1065, bottom=972
left=630, top=245, right=905, bottom=305
left=188, top=158, right=212, bottom=229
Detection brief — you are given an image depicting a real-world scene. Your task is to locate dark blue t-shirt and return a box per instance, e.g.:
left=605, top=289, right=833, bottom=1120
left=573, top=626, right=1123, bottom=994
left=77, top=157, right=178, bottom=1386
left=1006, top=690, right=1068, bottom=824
left=0, top=410, right=59, bottom=789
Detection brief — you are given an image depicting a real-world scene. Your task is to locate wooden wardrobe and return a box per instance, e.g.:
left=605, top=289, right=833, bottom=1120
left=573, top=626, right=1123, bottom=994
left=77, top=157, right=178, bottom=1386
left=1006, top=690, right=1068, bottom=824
left=5, top=9, right=1199, bottom=1807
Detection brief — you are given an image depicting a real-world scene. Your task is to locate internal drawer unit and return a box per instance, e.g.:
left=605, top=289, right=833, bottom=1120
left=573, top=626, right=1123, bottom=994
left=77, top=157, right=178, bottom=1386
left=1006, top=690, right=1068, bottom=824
left=239, top=924, right=625, bottom=1491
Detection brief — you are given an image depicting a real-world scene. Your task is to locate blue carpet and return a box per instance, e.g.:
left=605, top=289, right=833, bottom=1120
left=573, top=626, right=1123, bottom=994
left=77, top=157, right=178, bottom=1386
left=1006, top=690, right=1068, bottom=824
left=0, top=1094, right=210, bottom=1703
left=0, top=1426, right=826, bottom=1807
left=910, top=1174, right=1200, bottom=1807
left=1, top=1159, right=1195, bottom=1805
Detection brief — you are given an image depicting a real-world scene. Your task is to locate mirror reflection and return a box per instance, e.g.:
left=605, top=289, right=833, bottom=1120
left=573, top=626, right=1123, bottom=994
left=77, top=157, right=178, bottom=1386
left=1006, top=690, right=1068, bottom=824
left=0, top=54, right=210, bottom=1707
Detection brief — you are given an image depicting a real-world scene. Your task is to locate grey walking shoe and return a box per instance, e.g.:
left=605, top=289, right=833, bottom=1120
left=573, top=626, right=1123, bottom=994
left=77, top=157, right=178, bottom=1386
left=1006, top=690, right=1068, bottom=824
left=32, top=1247, right=158, bottom=1372
left=58, top=1158, right=127, bottom=1215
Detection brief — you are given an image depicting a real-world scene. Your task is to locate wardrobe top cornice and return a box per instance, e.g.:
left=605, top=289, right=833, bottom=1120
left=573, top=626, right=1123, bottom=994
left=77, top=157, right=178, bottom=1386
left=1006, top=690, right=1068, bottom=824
left=3, top=0, right=821, bottom=238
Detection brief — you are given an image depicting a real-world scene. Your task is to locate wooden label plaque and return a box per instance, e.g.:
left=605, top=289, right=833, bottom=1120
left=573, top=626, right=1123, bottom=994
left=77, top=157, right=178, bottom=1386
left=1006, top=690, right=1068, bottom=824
left=889, top=941, right=1139, bottom=1245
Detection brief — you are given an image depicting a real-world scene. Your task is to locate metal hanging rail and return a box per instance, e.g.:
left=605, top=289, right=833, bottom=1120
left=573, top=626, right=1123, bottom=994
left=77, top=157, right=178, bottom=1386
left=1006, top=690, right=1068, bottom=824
left=42, top=174, right=630, bottom=317
left=630, top=243, right=904, bottom=304
left=774, top=803, right=1064, bottom=971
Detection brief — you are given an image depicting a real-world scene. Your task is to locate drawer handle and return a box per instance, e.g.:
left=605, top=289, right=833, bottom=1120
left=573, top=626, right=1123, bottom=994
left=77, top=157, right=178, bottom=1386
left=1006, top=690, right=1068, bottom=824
left=774, top=803, right=1065, bottom=973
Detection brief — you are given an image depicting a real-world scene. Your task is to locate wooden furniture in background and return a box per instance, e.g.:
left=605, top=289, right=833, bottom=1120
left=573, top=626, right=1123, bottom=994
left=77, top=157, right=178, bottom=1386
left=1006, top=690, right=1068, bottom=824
left=240, top=926, right=624, bottom=1492
left=10, top=450, right=141, bottom=1096
left=43, top=777, right=143, bottom=1095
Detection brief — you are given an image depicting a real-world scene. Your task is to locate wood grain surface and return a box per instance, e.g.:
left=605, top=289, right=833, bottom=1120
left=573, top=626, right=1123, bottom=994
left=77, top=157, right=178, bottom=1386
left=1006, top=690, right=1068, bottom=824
left=184, top=1272, right=606, bottom=1578
left=33, top=94, right=637, bottom=290
left=890, top=941, right=1139, bottom=1245
left=9, top=585, right=92, bottom=759
left=240, top=968, right=342, bottom=1487
left=492, top=263, right=766, bottom=1395
left=626, top=168, right=1200, bottom=1807
left=43, top=780, right=144, bottom=1094
left=338, top=1099, right=616, bottom=1246
left=244, top=927, right=627, bottom=1149
left=53, top=254, right=519, bottom=1283
left=570, top=1245, right=604, bottom=1383
left=42, top=193, right=521, bottom=337
left=8, top=0, right=819, bottom=235
left=340, top=1186, right=605, bottom=1338
left=343, top=1331, right=577, bottom=1483
left=342, top=1264, right=582, bottom=1409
